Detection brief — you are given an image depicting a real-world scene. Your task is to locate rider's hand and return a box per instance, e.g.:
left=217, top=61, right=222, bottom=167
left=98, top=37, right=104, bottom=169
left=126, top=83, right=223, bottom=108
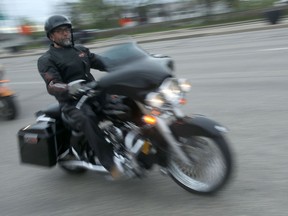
left=68, top=86, right=80, bottom=96
left=68, top=80, right=85, bottom=99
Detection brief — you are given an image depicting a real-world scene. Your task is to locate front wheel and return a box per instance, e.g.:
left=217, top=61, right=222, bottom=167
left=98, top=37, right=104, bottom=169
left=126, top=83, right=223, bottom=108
left=168, top=135, right=233, bottom=195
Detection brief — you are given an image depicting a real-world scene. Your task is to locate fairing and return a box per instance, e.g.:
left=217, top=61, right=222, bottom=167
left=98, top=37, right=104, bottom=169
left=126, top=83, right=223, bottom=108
left=98, top=42, right=172, bottom=102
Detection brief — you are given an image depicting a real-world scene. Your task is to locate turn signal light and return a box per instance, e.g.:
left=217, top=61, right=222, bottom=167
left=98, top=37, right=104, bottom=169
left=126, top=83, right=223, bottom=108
left=143, top=115, right=157, bottom=125
left=179, top=98, right=187, bottom=105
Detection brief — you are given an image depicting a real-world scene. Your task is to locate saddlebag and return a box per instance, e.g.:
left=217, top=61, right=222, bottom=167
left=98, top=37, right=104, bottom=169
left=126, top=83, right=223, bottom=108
left=18, top=121, right=58, bottom=167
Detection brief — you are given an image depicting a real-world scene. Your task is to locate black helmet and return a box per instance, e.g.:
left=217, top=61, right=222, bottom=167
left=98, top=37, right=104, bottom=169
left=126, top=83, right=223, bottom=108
left=44, top=15, right=72, bottom=38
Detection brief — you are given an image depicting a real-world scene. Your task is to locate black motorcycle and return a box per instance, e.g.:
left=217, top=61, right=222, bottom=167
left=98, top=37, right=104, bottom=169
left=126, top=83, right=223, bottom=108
left=18, top=40, right=233, bottom=195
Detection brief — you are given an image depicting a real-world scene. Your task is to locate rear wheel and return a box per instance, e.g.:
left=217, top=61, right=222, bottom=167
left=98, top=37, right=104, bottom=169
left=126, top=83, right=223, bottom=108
left=168, top=135, right=233, bottom=194
left=0, top=96, right=18, bottom=120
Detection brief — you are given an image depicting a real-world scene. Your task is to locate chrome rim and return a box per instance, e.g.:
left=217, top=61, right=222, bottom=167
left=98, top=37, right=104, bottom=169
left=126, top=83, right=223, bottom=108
left=168, top=136, right=227, bottom=192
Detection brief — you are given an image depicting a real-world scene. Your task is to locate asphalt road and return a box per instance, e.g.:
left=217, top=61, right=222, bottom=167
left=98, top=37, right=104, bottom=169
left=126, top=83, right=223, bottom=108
left=0, top=28, right=287, bottom=216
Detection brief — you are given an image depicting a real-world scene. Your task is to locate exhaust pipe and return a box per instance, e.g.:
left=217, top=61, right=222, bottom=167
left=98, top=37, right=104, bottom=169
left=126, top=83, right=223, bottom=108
left=59, top=160, right=109, bottom=173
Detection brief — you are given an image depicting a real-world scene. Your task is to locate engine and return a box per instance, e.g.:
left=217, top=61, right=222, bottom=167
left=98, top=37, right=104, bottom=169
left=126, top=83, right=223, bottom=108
left=101, top=121, right=155, bottom=170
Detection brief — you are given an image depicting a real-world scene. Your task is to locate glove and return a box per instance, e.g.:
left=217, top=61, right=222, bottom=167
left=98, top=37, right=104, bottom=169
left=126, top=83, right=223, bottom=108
left=68, top=80, right=85, bottom=99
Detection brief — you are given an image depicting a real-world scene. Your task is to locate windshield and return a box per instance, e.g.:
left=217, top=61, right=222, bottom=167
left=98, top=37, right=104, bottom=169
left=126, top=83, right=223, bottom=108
left=99, top=41, right=149, bottom=70
left=97, top=39, right=172, bottom=101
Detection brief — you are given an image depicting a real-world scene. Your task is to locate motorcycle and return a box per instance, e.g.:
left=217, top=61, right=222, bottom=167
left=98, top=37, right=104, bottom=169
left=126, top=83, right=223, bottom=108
left=17, top=39, right=233, bottom=195
left=0, top=65, right=18, bottom=120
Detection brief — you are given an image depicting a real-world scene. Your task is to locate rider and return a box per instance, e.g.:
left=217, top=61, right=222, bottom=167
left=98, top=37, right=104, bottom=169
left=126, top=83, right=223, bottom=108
left=37, top=15, right=123, bottom=179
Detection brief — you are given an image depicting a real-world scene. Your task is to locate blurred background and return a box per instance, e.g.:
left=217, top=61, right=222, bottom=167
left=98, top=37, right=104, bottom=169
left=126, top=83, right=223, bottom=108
left=1, top=0, right=288, bottom=52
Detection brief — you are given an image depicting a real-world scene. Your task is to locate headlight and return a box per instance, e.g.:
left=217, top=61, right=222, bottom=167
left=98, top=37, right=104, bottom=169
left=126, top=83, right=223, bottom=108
left=178, top=78, right=191, bottom=92
left=160, top=78, right=182, bottom=103
left=145, top=92, right=165, bottom=108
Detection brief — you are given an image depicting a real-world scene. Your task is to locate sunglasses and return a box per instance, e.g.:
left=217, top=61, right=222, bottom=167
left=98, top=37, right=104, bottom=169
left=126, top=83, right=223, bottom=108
left=53, top=26, right=71, bottom=34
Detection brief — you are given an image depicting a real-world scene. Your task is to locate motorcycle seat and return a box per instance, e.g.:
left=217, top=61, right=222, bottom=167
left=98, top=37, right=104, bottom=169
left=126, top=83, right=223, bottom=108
left=61, top=112, right=83, bottom=136
left=35, top=104, right=61, bottom=119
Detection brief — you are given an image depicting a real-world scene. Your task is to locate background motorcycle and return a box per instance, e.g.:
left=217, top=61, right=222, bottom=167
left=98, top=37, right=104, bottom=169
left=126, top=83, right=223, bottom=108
left=18, top=40, right=233, bottom=195
left=0, top=65, right=18, bottom=120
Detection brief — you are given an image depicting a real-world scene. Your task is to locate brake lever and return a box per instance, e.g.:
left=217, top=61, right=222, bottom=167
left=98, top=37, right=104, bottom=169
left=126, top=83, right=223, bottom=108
left=75, top=81, right=100, bottom=109
left=85, top=80, right=98, bottom=89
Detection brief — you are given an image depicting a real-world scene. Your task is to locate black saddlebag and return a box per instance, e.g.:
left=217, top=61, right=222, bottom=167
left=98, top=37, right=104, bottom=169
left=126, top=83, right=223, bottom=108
left=18, top=121, right=58, bottom=167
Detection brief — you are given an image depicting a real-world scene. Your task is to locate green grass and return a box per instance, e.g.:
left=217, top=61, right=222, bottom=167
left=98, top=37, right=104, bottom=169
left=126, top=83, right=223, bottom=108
left=237, top=0, right=275, bottom=10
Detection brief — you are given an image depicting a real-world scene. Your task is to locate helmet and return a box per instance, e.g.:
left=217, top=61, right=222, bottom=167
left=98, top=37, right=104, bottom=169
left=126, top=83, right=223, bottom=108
left=44, top=15, right=72, bottom=38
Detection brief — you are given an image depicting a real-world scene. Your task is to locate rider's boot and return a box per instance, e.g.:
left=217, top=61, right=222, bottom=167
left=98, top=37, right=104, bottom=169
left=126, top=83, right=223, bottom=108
left=108, top=156, right=125, bottom=180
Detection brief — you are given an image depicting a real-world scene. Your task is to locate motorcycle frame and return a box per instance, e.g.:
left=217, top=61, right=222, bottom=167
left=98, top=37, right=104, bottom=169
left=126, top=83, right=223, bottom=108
left=135, top=101, right=192, bottom=165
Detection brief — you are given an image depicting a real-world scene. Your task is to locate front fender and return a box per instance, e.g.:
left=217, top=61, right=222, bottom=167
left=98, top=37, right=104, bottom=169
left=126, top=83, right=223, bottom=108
left=169, top=115, right=228, bottom=138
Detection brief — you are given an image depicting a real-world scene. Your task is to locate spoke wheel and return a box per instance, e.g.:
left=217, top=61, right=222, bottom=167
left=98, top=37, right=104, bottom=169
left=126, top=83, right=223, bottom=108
left=168, top=136, right=232, bottom=194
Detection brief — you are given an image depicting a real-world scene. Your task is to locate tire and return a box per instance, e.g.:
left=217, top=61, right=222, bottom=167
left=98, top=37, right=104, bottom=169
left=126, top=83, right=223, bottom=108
left=0, top=96, right=18, bottom=120
left=168, top=135, right=233, bottom=195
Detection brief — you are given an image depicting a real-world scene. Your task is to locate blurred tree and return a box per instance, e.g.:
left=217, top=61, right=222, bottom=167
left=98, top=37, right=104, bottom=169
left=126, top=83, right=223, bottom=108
left=67, top=2, right=83, bottom=28
left=195, top=0, right=215, bottom=17
left=194, top=0, right=239, bottom=17
left=76, top=0, right=121, bottom=29
left=226, top=0, right=239, bottom=10
left=17, top=17, right=35, bottom=26
left=0, top=4, right=7, bottom=21
left=0, top=13, right=5, bottom=21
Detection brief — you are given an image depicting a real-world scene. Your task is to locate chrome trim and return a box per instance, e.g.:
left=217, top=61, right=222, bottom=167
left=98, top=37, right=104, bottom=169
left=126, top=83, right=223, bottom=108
left=36, top=115, right=56, bottom=123
left=130, top=139, right=145, bottom=154
left=159, top=77, right=178, bottom=91
left=59, top=160, right=108, bottom=173
left=215, top=125, right=228, bottom=133
left=124, top=131, right=137, bottom=150
left=155, top=117, right=191, bottom=164
left=172, top=107, right=185, bottom=118
left=76, top=95, right=88, bottom=109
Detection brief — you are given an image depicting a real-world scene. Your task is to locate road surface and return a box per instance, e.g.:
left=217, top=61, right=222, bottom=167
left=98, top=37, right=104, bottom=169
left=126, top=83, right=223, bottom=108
left=0, top=28, right=287, bottom=216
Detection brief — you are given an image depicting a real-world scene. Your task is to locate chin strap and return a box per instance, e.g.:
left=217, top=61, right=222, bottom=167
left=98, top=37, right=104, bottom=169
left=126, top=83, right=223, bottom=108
left=71, top=28, right=75, bottom=46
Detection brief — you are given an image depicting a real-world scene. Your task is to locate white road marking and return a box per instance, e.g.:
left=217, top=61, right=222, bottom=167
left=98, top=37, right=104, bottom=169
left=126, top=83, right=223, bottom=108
left=259, top=47, right=288, bottom=52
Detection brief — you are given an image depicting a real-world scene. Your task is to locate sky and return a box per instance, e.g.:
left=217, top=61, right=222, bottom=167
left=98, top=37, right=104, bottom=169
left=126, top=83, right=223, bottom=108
left=1, top=0, right=78, bottom=23
left=1, top=0, right=179, bottom=25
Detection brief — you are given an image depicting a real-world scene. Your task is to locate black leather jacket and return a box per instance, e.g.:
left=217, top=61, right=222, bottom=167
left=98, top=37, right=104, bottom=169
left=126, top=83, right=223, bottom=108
left=38, top=44, right=107, bottom=103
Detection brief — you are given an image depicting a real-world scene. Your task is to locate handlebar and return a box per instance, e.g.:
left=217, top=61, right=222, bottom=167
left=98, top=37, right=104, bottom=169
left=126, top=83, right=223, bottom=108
left=74, top=81, right=100, bottom=109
